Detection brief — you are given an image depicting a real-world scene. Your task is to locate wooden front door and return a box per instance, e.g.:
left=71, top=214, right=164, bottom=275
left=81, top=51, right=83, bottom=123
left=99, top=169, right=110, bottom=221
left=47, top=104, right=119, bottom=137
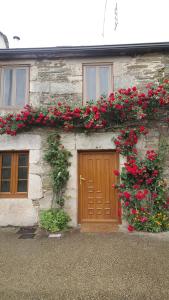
left=78, top=151, right=120, bottom=231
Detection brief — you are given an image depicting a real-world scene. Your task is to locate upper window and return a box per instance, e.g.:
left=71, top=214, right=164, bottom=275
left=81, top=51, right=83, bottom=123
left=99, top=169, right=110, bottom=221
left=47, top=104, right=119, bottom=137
left=0, top=66, right=29, bottom=108
left=83, top=64, right=113, bottom=103
left=0, top=152, right=29, bottom=198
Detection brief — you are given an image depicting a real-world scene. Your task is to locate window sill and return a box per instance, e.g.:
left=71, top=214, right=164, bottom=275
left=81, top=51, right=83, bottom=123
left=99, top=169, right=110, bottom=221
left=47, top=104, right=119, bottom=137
left=0, top=193, right=28, bottom=199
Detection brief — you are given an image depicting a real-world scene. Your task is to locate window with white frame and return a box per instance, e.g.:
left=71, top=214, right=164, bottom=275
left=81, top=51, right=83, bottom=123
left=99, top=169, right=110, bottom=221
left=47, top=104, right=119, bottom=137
left=0, top=66, right=29, bottom=108
left=83, top=64, right=113, bottom=103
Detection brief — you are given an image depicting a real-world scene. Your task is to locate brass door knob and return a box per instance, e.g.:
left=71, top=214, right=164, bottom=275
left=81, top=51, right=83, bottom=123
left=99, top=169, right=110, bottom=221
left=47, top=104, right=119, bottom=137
left=80, top=174, right=86, bottom=185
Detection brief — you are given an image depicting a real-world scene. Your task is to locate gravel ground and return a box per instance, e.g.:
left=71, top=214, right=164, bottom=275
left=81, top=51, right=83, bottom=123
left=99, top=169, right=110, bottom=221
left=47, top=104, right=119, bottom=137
left=0, top=228, right=169, bottom=300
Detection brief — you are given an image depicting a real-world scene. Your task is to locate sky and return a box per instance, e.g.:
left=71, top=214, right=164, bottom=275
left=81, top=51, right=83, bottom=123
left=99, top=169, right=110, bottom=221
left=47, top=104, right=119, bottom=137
left=0, top=0, right=169, bottom=48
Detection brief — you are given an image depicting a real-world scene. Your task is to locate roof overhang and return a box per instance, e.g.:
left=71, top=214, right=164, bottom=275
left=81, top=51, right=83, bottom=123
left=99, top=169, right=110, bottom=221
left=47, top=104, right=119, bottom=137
left=0, top=42, right=169, bottom=60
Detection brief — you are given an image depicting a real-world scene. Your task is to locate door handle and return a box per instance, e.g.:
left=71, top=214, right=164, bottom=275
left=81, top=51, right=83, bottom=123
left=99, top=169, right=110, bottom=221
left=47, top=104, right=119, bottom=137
left=80, top=174, right=86, bottom=185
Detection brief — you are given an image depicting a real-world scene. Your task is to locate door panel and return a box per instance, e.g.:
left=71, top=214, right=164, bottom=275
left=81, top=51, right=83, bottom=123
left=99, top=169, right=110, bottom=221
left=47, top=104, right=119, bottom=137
left=78, top=151, right=119, bottom=224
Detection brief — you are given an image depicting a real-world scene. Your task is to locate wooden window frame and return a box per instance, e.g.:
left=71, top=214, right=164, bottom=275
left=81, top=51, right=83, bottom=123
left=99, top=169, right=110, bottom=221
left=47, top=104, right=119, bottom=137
left=82, top=63, right=114, bottom=104
left=0, top=65, right=29, bottom=109
left=0, top=151, right=29, bottom=198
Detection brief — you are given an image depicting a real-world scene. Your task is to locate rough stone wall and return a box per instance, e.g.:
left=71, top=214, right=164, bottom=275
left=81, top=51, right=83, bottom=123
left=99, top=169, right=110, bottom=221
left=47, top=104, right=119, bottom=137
left=30, top=59, right=82, bottom=107
left=0, top=52, right=168, bottom=110
left=28, top=52, right=169, bottom=107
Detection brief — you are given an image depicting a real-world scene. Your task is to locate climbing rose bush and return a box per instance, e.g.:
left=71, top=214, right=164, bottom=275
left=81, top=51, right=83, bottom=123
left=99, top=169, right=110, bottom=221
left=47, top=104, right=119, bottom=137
left=0, top=80, right=169, bottom=135
left=113, top=128, right=169, bottom=233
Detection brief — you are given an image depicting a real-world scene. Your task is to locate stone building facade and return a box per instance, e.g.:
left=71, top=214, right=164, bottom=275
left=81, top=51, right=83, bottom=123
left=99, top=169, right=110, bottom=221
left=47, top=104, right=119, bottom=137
left=0, top=43, right=169, bottom=228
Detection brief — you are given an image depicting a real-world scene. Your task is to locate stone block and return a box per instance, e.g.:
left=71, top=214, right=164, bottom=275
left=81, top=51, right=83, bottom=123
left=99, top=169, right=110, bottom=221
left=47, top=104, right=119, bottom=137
left=75, top=132, right=116, bottom=150
left=39, top=191, right=53, bottom=209
left=28, top=174, right=43, bottom=199
left=30, top=82, right=50, bottom=93
left=29, top=92, right=41, bottom=107
left=29, top=163, right=42, bottom=174
left=30, top=66, right=38, bottom=81
left=60, top=133, right=76, bottom=150
left=0, top=134, right=41, bottom=150
left=29, top=150, right=41, bottom=164
left=42, top=175, right=52, bottom=190
left=0, top=198, right=38, bottom=226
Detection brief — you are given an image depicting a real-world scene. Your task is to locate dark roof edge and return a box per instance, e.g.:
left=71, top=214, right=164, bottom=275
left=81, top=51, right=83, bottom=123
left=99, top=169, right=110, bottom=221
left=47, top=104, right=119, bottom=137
left=0, top=42, right=169, bottom=60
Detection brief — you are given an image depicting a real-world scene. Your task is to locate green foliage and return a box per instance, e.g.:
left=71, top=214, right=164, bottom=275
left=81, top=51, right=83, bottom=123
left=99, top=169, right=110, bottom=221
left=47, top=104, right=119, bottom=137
left=41, top=133, right=72, bottom=232
left=128, top=212, right=169, bottom=233
left=44, top=133, right=72, bottom=208
left=40, top=209, right=71, bottom=233
left=114, top=128, right=169, bottom=233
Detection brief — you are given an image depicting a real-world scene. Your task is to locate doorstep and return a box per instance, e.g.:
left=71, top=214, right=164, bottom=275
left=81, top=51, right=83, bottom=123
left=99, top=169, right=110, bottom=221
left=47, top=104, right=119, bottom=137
left=80, top=222, right=119, bottom=233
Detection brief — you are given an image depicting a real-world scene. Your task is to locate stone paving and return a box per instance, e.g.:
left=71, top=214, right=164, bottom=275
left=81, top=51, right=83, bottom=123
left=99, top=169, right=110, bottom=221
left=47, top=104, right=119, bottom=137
left=0, top=227, right=169, bottom=300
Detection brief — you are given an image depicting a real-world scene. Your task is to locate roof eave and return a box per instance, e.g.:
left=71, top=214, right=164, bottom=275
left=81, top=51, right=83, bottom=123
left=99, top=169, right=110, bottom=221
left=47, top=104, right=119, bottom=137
left=0, top=42, right=169, bottom=60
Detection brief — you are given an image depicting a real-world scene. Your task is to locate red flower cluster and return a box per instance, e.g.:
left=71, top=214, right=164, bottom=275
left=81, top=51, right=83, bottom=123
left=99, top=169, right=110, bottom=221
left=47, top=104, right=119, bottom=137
left=0, top=81, right=169, bottom=136
left=113, top=170, right=120, bottom=176
left=113, top=123, right=169, bottom=232
left=146, top=150, right=157, bottom=161
left=135, top=189, right=149, bottom=200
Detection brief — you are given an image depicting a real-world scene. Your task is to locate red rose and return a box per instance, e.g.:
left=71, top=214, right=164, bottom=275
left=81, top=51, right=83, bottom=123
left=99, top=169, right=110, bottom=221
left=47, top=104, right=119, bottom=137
left=152, top=193, right=158, bottom=199
left=123, top=191, right=131, bottom=199
left=115, top=104, right=123, bottom=110
left=128, top=225, right=134, bottom=232
left=92, top=106, right=98, bottom=113
left=114, top=140, right=121, bottom=146
left=113, top=170, right=120, bottom=176
left=152, top=170, right=158, bottom=177
left=120, top=184, right=125, bottom=188
left=146, top=178, right=153, bottom=184
left=135, top=190, right=146, bottom=200
left=140, top=217, right=148, bottom=223
left=133, top=184, right=140, bottom=189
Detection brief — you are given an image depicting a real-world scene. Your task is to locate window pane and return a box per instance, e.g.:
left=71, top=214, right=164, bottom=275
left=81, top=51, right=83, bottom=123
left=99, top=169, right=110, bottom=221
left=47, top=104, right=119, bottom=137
left=3, top=69, right=13, bottom=106
left=18, top=153, right=28, bottom=166
left=18, top=167, right=27, bottom=179
left=99, top=66, right=109, bottom=96
left=1, top=181, right=10, bottom=192
left=16, top=69, right=27, bottom=106
left=85, top=67, right=96, bottom=100
left=17, top=180, right=27, bottom=192
left=1, top=168, right=11, bottom=179
left=2, top=153, right=12, bottom=167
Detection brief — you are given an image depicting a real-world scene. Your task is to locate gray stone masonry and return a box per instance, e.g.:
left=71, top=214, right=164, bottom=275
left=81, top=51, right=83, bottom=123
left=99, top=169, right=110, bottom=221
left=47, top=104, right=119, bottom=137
left=0, top=52, right=168, bottom=112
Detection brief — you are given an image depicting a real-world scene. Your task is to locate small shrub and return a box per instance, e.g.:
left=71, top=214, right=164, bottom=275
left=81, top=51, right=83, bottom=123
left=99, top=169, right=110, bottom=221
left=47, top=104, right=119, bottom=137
left=40, top=209, right=71, bottom=233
